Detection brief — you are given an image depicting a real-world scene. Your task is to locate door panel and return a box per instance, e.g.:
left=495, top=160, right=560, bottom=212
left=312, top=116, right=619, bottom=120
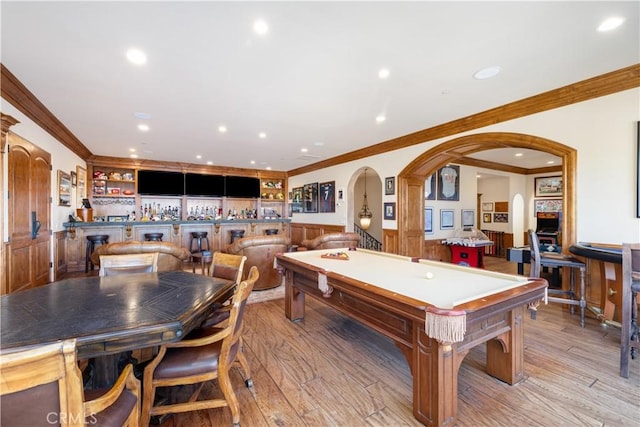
left=7, top=134, right=51, bottom=293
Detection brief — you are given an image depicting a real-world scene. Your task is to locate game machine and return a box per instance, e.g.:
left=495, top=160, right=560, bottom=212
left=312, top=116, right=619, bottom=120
left=442, top=228, right=493, bottom=268
left=535, top=211, right=561, bottom=250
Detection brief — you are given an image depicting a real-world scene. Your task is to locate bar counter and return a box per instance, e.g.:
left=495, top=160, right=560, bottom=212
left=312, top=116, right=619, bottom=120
left=63, top=218, right=290, bottom=273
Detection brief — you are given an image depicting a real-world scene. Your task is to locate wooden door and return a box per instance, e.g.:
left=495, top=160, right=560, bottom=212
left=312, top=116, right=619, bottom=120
left=7, top=133, right=51, bottom=293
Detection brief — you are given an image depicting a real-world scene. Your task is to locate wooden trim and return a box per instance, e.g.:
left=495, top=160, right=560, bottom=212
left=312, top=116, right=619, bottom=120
left=289, top=64, right=640, bottom=176
left=54, top=231, right=68, bottom=281
left=382, top=229, right=398, bottom=254
left=289, top=223, right=346, bottom=246
left=455, top=156, right=562, bottom=175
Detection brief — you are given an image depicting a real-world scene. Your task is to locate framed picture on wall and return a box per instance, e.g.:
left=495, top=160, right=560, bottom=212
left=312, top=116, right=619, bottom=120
left=437, top=165, right=460, bottom=201
left=425, top=207, right=434, bottom=234
left=482, top=202, right=493, bottom=212
left=493, top=213, right=509, bottom=223
left=462, top=209, right=474, bottom=227
left=440, top=209, right=454, bottom=229
left=319, top=181, right=335, bottom=212
left=57, top=170, right=71, bottom=206
left=534, top=176, right=563, bottom=197
left=384, top=202, right=396, bottom=220
left=303, top=183, right=318, bottom=213
left=483, top=213, right=492, bottom=223
left=76, top=166, right=87, bottom=199
left=385, top=176, right=395, bottom=195
left=425, top=173, right=436, bottom=200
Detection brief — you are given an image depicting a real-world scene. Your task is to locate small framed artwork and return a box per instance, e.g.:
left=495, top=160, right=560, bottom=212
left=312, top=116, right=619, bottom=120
left=494, top=201, right=509, bottom=213
left=494, top=213, right=509, bottom=223
left=303, top=183, right=318, bottom=213
left=482, top=202, right=493, bottom=212
left=384, top=202, right=396, bottom=220
left=425, top=207, right=434, bottom=234
left=319, top=181, right=336, bottom=213
left=425, top=173, right=436, bottom=200
left=534, top=176, right=563, bottom=197
left=70, top=170, right=77, bottom=187
left=76, top=166, right=87, bottom=199
left=57, top=170, right=71, bottom=206
left=291, top=187, right=303, bottom=213
left=535, top=199, right=562, bottom=213
left=440, top=209, right=454, bottom=229
left=437, top=165, right=460, bottom=201
left=462, top=209, right=474, bottom=227
left=385, top=176, right=395, bottom=195
left=483, top=213, right=492, bottom=223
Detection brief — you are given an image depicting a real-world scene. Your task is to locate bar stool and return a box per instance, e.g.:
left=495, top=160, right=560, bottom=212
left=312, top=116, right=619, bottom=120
left=144, top=233, right=163, bottom=242
left=189, top=231, right=210, bottom=254
left=229, top=229, right=245, bottom=244
left=265, top=229, right=279, bottom=235
left=85, top=234, right=109, bottom=272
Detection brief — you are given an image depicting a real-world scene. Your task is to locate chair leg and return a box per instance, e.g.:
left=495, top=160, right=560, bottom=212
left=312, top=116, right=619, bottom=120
left=235, top=350, right=253, bottom=388
left=218, top=369, right=241, bottom=426
left=140, top=382, right=156, bottom=427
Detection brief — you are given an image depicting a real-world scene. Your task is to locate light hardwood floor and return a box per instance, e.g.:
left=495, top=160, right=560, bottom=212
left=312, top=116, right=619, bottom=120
left=154, top=256, right=640, bottom=426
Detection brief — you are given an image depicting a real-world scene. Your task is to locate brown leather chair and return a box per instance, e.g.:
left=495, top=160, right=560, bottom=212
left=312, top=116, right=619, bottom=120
left=91, top=240, right=190, bottom=272
left=300, top=232, right=360, bottom=250
left=225, top=234, right=291, bottom=290
left=0, top=339, right=140, bottom=427
left=141, top=267, right=259, bottom=427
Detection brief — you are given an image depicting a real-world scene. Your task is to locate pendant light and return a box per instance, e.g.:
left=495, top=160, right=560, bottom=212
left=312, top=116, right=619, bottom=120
left=358, top=168, right=372, bottom=230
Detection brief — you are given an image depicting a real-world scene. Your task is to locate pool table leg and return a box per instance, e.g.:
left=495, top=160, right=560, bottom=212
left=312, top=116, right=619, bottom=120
left=486, top=306, right=526, bottom=385
left=284, top=270, right=306, bottom=321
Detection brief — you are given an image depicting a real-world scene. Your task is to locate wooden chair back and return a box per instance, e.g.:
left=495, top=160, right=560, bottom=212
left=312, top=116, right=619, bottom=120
left=1, top=340, right=85, bottom=427
left=99, top=252, right=158, bottom=276
left=528, top=229, right=542, bottom=277
left=211, top=252, right=246, bottom=284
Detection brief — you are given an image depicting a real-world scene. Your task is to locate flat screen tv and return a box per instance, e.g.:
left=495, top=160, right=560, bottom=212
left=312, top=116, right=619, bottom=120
left=185, top=173, right=225, bottom=197
left=225, top=176, right=260, bottom=198
left=137, top=170, right=184, bottom=195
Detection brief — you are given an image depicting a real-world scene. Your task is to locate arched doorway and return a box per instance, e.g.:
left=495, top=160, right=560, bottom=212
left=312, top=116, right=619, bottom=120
left=397, top=132, right=576, bottom=257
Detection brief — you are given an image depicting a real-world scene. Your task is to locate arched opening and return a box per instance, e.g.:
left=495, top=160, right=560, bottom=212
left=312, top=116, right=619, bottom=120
left=349, top=167, right=382, bottom=240
left=397, top=132, right=576, bottom=257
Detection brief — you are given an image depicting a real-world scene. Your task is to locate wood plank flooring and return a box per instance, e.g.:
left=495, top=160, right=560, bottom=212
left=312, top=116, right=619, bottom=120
left=155, top=257, right=640, bottom=426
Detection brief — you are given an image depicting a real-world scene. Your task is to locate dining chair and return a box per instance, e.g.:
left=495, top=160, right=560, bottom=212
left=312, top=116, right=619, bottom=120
left=0, top=339, right=140, bottom=427
left=98, top=252, right=159, bottom=276
left=620, top=242, right=640, bottom=378
left=528, top=229, right=587, bottom=327
left=200, top=252, right=247, bottom=327
left=140, top=266, right=259, bottom=427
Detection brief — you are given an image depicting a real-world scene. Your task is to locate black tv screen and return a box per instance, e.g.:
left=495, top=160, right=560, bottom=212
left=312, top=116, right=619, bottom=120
left=137, top=170, right=184, bottom=195
left=185, top=173, right=225, bottom=197
left=225, top=176, right=260, bottom=198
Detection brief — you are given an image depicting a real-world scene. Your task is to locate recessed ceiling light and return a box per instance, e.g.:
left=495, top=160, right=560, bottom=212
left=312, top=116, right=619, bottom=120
left=473, top=66, right=501, bottom=80
left=258, top=132, right=267, bottom=139
left=134, top=112, right=151, bottom=120
left=196, top=155, right=202, bottom=159
left=206, top=161, right=213, bottom=165
left=266, top=166, right=272, bottom=170
left=250, top=160, right=256, bottom=165
left=126, top=48, right=147, bottom=65
left=218, top=125, right=227, bottom=133
left=376, top=115, right=386, bottom=123
left=378, top=68, right=390, bottom=79
left=301, top=148, right=308, bottom=153
left=253, top=19, right=269, bottom=36
left=129, top=148, right=136, bottom=152
left=514, top=153, right=523, bottom=157
left=137, top=124, right=150, bottom=132
left=598, top=17, right=625, bottom=32
left=130, top=154, right=138, bottom=159
left=314, top=141, right=324, bottom=147
left=546, top=160, right=555, bottom=165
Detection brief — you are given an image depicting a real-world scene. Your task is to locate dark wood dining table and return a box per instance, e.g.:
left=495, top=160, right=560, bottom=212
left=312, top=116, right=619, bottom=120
left=0, top=271, right=234, bottom=387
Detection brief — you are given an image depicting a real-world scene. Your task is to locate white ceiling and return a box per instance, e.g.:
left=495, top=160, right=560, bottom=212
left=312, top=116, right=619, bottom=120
left=1, top=1, right=638, bottom=172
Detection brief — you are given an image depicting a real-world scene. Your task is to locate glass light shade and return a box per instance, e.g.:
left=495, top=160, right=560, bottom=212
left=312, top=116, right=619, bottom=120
left=359, top=214, right=372, bottom=230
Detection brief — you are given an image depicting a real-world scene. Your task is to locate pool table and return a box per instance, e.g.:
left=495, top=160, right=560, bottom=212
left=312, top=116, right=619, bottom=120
left=275, top=248, right=547, bottom=427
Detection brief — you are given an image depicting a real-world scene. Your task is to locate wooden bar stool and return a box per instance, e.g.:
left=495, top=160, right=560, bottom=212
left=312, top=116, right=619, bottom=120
left=229, top=229, right=245, bottom=244
left=189, top=231, right=210, bottom=254
left=144, top=233, right=163, bottom=241
left=85, top=234, right=109, bottom=272
left=265, top=228, right=279, bottom=235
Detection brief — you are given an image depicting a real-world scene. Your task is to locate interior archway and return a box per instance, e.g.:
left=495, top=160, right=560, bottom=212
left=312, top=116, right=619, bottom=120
left=397, top=132, right=576, bottom=257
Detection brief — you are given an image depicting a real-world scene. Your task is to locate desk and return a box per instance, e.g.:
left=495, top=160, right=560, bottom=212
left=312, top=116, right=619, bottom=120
left=276, top=248, right=547, bottom=427
left=1, top=271, right=234, bottom=387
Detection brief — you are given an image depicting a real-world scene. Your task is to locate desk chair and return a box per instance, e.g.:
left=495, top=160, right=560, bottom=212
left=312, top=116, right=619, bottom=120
left=528, top=229, right=587, bottom=327
left=620, top=242, right=640, bottom=378
left=0, top=339, right=140, bottom=427
left=141, top=267, right=259, bottom=427
left=99, top=253, right=159, bottom=276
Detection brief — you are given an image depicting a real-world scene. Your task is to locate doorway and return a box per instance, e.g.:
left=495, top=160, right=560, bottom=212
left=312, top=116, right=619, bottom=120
left=397, top=132, right=576, bottom=258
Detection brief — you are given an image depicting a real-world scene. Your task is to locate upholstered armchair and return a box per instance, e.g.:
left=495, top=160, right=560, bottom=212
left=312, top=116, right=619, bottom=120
left=300, top=232, right=360, bottom=250
left=225, top=234, right=291, bottom=290
left=91, top=241, right=191, bottom=272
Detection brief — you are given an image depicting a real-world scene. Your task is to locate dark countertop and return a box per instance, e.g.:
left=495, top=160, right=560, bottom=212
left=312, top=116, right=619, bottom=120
left=63, top=218, right=291, bottom=227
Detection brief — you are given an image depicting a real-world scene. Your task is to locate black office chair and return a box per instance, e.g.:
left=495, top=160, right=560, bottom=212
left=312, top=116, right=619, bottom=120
left=528, top=229, right=587, bottom=327
left=620, top=242, right=640, bottom=378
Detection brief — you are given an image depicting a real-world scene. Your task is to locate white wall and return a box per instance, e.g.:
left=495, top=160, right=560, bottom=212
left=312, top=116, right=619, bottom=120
left=290, top=88, right=640, bottom=244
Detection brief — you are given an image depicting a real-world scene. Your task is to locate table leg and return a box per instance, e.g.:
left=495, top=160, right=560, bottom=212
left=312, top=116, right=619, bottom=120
left=485, top=306, right=526, bottom=385
left=517, top=262, right=524, bottom=275
left=284, top=271, right=305, bottom=321
left=90, top=354, right=120, bottom=389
